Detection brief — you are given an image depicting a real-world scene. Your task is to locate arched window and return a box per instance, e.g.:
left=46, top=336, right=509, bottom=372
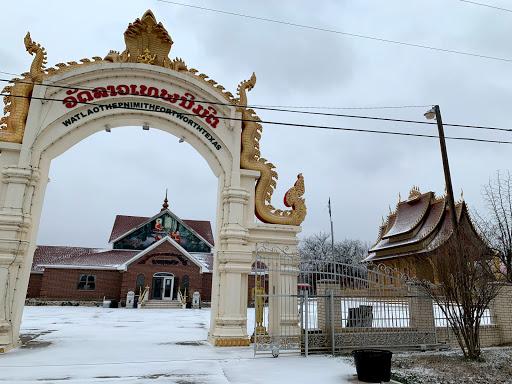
left=135, top=274, right=145, bottom=296
left=181, top=275, right=189, bottom=293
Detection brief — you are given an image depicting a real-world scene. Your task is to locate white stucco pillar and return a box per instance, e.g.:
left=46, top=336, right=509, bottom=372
left=0, top=160, right=40, bottom=353
left=0, top=266, right=10, bottom=345
left=208, top=180, right=253, bottom=346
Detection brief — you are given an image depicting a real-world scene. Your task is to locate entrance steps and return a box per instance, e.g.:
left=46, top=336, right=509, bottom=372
left=141, top=300, right=183, bottom=309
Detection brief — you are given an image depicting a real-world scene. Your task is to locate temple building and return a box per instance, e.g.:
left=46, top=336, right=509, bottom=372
left=27, top=195, right=215, bottom=305
left=363, top=186, right=488, bottom=280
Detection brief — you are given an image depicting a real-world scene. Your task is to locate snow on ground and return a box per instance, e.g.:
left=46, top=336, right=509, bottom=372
left=0, top=306, right=360, bottom=384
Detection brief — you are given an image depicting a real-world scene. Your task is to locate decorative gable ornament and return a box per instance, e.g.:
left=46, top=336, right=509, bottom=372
left=0, top=9, right=306, bottom=226
left=124, top=10, right=173, bottom=66
left=408, top=185, right=421, bottom=201
left=112, top=209, right=213, bottom=254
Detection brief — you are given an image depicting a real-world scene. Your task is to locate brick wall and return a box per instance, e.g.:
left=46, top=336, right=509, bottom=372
left=408, top=283, right=435, bottom=332
left=39, top=268, right=122, bottom=301
left=436, top=325, right=502, bottom=348
left=121, top=245, right=208, bottom=301
left=29, top=250, right=276, bottom=305
left=27, top=273, right=43, bottom=298
left=489, top=283, right=512, bottom=345
left=316, top=281, right=343, bottom=333
left=435, top=284, right=512, bottom=348
left=202, top=273, right=212, bottom=301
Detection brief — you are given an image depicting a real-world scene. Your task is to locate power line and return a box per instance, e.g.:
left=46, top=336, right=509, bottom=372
left=457, top=0, right=512, bottom=13
left=2, top=78, right=511, bottom=133
left=156, top=0, right=512, bottom=63
left=2, top=78, right=432, bottom=119
left=0, top=71, right=429, bottom=112
left=241, top=104, right=432, bottom=111
left=1, top=92, right=511, bottom=145
left=0, top=70, right=19, bottom=77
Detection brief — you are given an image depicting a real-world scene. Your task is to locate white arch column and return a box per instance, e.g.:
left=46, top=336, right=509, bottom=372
left=0, top=156, right=40, bottom=351
left=209, top=170, right=253, bottom=346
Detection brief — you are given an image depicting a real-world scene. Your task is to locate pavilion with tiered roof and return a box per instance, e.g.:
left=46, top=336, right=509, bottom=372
left=364, top=186, right=488, bottom=279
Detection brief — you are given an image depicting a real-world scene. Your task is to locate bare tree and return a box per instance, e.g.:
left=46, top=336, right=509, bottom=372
left=298, top=233, right=369, bottom=290
left=473, top=170, right=512, bottom=283
left=415, top=226, right=502, bottom=360
left=298, top=232, right=332, bottom=264
left=298, top=233, right=369, bottom=266
left=333, top=238, right=370, bottom=264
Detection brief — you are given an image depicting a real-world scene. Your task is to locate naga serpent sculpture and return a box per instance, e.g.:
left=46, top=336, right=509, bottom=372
left=0, top=32, right=110, bottom=143
left=235, top=74, right=306, bottom=226
left=0, top=10, right=306, bottom=226
left=0, top=32, right=46, bottom=143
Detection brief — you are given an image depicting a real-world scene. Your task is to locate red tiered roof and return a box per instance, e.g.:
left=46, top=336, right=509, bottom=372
left=364, top=188, right=474, bottom=263
left=32, top=246, right=139, bottom=271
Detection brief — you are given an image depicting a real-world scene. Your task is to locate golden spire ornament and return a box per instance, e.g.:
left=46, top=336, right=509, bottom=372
left=161, top=189, right=169, bottom=211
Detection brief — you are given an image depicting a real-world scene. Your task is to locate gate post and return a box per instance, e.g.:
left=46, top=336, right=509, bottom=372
left=278, top=255, right=301, bottom=338
left=489, top=283, right=512, bottom=345
left=408, top=282, right=435, bottom=335
left=330, top=289, right=335, bottom=354
left=304, top=289, right=309, bottom=357
left=316, top=280, right=342, bottom=334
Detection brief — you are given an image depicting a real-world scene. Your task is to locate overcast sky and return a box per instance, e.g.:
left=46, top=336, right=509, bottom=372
left=2, top=0, right=512, bottom=249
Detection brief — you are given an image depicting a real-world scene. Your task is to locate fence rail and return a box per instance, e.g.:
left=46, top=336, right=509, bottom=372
left=253, top=244, right=440, bottom=356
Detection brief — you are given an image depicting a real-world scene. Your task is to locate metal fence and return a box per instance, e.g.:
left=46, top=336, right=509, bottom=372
left=253, top=244, right=439, bottom=356
left=433, top=302, right=495, bottom=327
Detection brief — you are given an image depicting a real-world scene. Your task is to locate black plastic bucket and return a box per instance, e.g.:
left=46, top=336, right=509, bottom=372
left=352, top=349, right=393, bottom=383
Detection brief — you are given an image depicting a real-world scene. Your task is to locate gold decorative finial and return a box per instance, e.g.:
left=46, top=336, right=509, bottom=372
left=408, top=185, right=421, bottom=200
left=382, top=216, right=385, bottom=225
left=161, top=189, right=169, bottom=211
left=389, top=205, right=392, bottom=214
left=124, top=10, right=173, bottom=67
left=138, top=47, right=157, bottom=64
left=461, top=188, right=464, bottom=200
left=399, top=192, right=401, bottom=202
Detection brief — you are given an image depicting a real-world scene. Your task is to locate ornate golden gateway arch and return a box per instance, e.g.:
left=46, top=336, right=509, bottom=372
left=0, top=10, right=306, bottom=352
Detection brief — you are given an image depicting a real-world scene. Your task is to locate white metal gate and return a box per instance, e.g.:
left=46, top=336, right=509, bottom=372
left=253, top=244, right=438, bottom=356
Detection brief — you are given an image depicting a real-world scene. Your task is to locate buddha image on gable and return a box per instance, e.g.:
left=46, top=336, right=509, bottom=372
left=154, top=218, right=164, bottom=232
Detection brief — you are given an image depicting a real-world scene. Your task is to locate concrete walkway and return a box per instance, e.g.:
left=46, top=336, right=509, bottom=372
left=0, top=306, right=400, bottom=383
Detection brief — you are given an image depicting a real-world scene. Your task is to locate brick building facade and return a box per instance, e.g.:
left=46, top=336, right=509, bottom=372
left=27, top=201, right=216, bottom=304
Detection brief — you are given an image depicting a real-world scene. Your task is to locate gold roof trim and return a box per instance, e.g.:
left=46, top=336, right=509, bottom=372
left=1, top=10, right=307, bottom=226
left=1, top=10, right=241, bottom=143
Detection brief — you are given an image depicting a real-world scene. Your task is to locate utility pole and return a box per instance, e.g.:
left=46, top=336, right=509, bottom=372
left=426, top=105, right=459, bottom=236
left=328, top=198, right=335, bottom=258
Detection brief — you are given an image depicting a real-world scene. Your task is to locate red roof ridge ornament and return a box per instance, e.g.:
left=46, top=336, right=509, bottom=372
left=161, top=189, right=169, bottom=211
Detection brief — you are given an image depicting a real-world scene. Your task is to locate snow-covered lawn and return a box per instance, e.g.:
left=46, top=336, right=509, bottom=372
left=0, top=306, right=360, bottom=384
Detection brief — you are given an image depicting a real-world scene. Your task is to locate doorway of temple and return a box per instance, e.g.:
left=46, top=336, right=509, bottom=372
left=151, top=272, right=175, bottom=300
